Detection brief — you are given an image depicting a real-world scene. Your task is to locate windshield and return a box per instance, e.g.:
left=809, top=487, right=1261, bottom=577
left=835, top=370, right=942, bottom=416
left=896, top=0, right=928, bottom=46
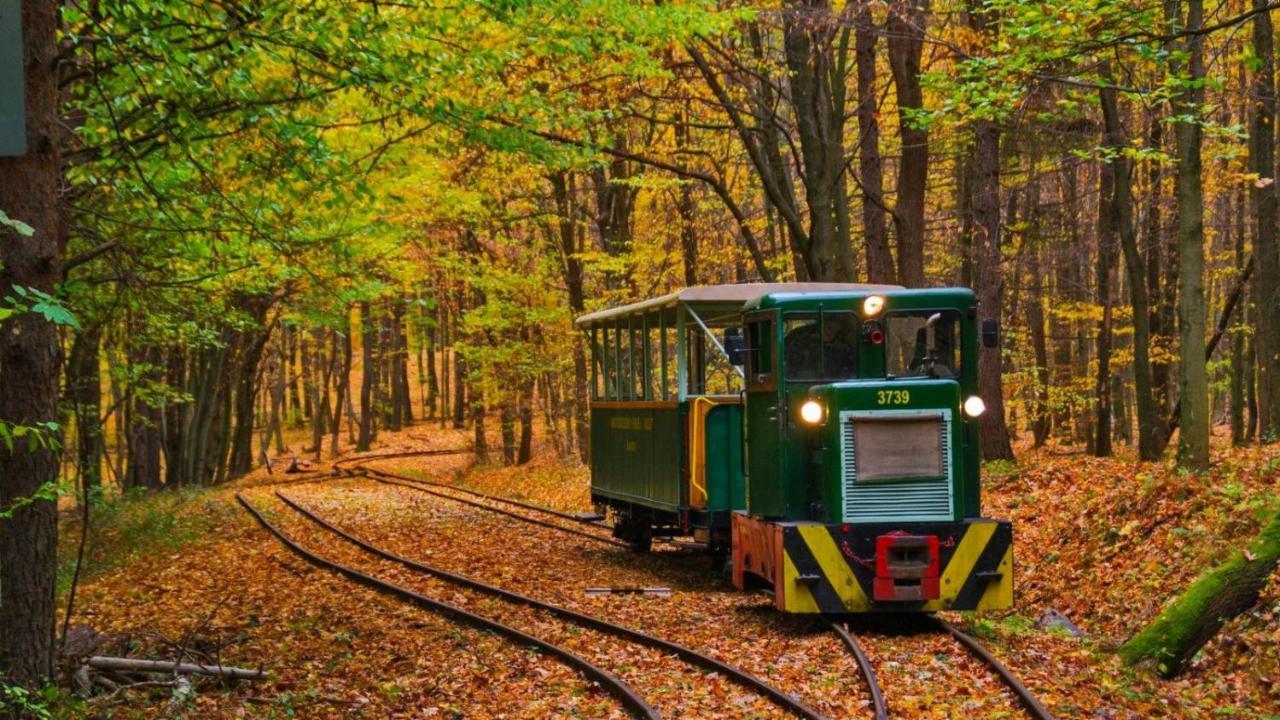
left=884, top=310, right=961, bottom=379
left=783, top=312, right=859, bottom=381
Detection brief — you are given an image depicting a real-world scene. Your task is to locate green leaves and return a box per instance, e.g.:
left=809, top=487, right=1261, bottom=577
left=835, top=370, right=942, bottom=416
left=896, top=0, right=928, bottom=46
left=2, top=285, right=80, bottom=329
left=0, top=209, right=35, bottom=237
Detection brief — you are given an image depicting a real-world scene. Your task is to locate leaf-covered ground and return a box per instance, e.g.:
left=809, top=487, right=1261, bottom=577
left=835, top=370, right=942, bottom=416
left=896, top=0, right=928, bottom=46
left=58, top=426, right=1280, bottom=718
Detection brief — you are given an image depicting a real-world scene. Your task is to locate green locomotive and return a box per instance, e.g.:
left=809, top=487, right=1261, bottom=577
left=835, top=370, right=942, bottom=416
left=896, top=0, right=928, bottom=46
left=576, top=283, right=1012, bottom=614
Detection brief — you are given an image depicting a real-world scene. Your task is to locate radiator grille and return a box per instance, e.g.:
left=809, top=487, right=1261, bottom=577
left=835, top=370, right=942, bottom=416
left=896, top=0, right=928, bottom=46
left=840, top=409, right=954, bottom=522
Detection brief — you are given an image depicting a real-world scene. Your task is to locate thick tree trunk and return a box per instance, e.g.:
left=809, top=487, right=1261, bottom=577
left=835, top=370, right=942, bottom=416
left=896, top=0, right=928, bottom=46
left=855, top=7, right=892, bottom=284
left=1119, top=513, right=1280, bottom=676
left=887, top=0, right=930, bottom=288
left=0, top=0, right=62, bottom=687
left=228, top=309, right=273, bottom=478
left=781, top=0, right=856, bottom=281
left=1168, top=0, right=1210, bottom=471
left=1251, top=0, right=1280, bottom=441
left=966, top=0, right=1012, bottom=460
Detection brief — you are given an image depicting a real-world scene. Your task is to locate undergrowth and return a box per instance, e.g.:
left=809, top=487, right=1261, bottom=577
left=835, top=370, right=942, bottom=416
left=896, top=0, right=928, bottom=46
left=57, top=487, right=232, bottom=595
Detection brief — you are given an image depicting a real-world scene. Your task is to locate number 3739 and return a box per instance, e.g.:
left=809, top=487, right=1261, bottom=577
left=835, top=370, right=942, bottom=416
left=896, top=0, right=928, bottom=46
left=876, top=389, right=910, bottom=405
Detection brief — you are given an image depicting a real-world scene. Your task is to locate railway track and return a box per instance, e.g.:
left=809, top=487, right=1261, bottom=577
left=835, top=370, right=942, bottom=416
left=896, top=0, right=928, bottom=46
left=243, top=488, right=832, bottom=720
left=833, top=619, right=1056, bottom=720
left=340, top=453, right=628, bottom=549
left=338, top=447, right=612, bottom=529
left=236, top=491, right=659, bottom=719
left=261, top=441, right=1053, bottom=718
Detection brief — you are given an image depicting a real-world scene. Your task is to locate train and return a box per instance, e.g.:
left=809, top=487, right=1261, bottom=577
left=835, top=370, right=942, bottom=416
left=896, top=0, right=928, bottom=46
left=575, top=283, right=1013, bottom=615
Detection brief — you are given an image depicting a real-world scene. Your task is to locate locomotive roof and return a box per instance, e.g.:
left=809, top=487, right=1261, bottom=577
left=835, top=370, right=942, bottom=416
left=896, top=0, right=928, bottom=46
left=574, top=282, right=902, bottom=327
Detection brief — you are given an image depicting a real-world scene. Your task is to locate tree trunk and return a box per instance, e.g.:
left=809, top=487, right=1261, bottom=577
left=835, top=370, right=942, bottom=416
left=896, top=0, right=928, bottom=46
left=781, top=0, right=856, bottom=281
left=332, top=316, right=353, bottom=458
left=1251, top=0, right=1280, bottom=441
left=357, top=302, right=378, bottom=451
left=0, top=0, right=62, bottom=687
left=1119, top=512, right=1280, bottom=676
left=1028, top=244, right=1051, bottom=448
left=67, top=327, right=104, bottom=497
left=500, top=402, right=517, bottom=465
left=1168, top=0, right=1210, bottom=471
left=966, top=0, right=1013, bottom=461
left=887, top=0, right=930, bottom=288
left=1094, top=115, right=1117, bottom=457
left=1101, top=77, right=1161, bottom=460
left=855, top=7, right=893, bottom=284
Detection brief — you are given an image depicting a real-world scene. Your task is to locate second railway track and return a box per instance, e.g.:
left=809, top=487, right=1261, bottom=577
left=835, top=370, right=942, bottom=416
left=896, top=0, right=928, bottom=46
left=242, top=487, right=833, bottom=720
left=834, top=618, right=1056, bottom=720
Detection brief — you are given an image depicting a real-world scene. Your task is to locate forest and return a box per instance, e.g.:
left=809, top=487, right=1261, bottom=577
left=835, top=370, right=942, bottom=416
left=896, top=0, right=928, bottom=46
left=2, top=0, right=1280, bottom=717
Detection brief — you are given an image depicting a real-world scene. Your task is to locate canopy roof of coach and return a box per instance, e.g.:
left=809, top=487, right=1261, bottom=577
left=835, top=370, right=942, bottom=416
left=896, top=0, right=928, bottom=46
left=573, top=282, right=903, bottom=329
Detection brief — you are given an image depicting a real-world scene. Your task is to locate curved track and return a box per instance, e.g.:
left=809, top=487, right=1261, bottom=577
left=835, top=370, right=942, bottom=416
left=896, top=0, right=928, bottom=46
left=273, top=489, right=831, bottom=720
left=835, top=619, right=1056, bottom=720
left=338, top=447, right=612, bottom=527
left=345, top=462, right=628, bottom=549
left=236, top=492, right=660, bottom=719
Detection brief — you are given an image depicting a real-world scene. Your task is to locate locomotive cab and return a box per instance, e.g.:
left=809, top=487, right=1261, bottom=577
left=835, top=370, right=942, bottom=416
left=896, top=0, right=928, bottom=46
left=731, top=289, right=1014, bottom=614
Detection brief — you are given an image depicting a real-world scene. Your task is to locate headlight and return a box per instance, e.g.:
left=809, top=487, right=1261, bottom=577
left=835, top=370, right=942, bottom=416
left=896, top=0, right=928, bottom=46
left=862, top=295, right=885, bottom=317
left=799, top=399, right=825, bottom=425
left=963, top=396, right=986, bottom=418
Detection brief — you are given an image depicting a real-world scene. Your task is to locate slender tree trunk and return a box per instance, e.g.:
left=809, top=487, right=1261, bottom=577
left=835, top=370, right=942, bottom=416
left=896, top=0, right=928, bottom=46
left=1101, top=78, right=1160, bottom=460
left=67, top=327, right=104, bottom=497
left=1028, top=244, right=1051, bottom=448
left=1094, top=106, right=1118, bottom=457
left=1231, top=184, right=1248, bottom=445
left=332, top=316, right=352, bottom=457
left=357, top=302, right=379, bottom=451
left=500, top=402, right=517, bottom=465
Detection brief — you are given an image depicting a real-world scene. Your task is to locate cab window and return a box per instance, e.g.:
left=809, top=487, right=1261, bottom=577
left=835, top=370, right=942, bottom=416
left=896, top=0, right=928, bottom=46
left=783, top=311, right=859, bottom=382
left=884, top=309, right=961, bottom=379
left=745, top=319, right=774, bottom=389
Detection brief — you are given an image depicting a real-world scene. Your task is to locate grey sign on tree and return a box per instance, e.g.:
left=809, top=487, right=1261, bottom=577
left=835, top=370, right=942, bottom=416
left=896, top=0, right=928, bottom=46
left=0, top=0, right=25, bottom=157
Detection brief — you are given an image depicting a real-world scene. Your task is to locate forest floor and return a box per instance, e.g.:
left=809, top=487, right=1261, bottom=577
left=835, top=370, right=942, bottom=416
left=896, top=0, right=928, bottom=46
left=53, top=423, right=1280, bottom=719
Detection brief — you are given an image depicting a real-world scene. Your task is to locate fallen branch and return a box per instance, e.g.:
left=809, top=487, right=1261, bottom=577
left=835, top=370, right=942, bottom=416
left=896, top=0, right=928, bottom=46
left=1119, top=511, right=1280, bottom=676
left=87, top=656, right=265, bottom=681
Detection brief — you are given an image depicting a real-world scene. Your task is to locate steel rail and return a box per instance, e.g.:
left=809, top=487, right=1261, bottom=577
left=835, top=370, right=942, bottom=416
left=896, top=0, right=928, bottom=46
left=353, top=467, right=629, bottom=549
left=274, top=490, right=831, bottom=720
left=235, top=492, right=660, bottom=720
left=331, top=447, right=473, bottom=468
left=933, top=618, right=1056, bottom=720
left=830, top=622, right=888, bottom=720
left=340, top=448, right=611, bottom=529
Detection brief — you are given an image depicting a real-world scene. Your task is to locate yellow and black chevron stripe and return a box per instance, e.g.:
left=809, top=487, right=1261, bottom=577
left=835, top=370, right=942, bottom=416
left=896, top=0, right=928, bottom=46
left=777, top=520, right=1013, bottom=614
